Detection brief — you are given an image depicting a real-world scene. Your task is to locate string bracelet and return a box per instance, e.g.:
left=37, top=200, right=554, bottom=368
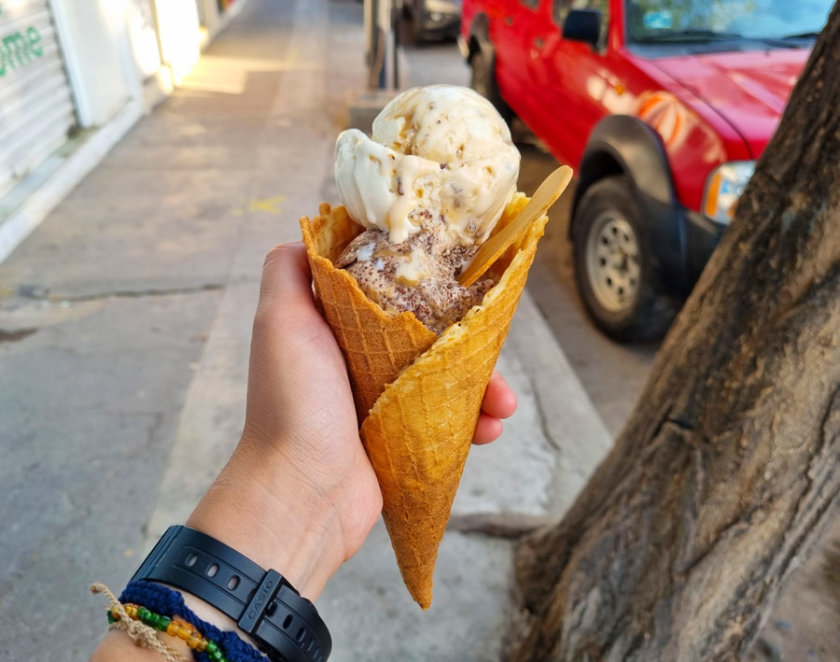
left=109, top=603, right=230, bottom=661
left=91, top=583, right=188, bottom=662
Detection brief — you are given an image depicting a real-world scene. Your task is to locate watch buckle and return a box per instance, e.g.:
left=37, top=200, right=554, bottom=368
left=237, top=568, right=284, bottom=634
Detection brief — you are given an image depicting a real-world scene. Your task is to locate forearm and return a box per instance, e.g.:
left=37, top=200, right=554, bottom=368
left=90, top=437, right=357, bottom=661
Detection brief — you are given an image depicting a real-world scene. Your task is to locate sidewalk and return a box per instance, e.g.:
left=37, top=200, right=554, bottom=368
left=0, top=1, right=611, bottom=659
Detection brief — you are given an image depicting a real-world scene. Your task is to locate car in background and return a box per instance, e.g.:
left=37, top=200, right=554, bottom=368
left=460, top=0, right=831, bottom=340
left=404, top=0, right=462, bottom=41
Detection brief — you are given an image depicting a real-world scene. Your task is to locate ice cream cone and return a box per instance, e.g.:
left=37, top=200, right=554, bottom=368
left=300, top=203, right=438, bottom=420
left=300, top=193, right=546, bottom=608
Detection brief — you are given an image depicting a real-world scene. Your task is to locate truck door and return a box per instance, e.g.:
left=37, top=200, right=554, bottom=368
left=526, top=0, right=614, bottom=166
left=493, top=0, right=549, bottom=127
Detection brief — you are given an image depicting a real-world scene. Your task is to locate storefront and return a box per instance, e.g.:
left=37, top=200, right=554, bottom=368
left=0, top=0, right=251, bottom=262
left=0, top=0, right=77, bottom=199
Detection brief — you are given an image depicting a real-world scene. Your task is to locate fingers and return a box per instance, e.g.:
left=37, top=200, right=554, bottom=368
left=481, top=371, right=518, bottom=419
left=472, top=372, right=517, bottom=445
left=245, top=242, right=351, bottom=450
left=473, top=413, right=503, bottom=445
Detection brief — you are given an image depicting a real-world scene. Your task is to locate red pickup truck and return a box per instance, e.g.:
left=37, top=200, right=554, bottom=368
left=460, top=0, right=830, bottom=339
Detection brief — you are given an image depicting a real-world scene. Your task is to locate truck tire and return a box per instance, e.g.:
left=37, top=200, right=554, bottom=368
left=470, top=49, right=512, bottom=123
left=572, top=176, right=678, bottom=341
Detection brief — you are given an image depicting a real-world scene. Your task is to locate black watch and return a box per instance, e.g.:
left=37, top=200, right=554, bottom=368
left=130, top=525, right=331, bottom=662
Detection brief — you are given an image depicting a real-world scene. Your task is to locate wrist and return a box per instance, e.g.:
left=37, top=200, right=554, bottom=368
left=185, top=439, right=347, bottom=601
left=123, top=528, right=331, bottom=662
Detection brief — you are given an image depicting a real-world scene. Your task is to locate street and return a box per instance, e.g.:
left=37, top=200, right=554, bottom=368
left=0, top=1, right=838, bottom=660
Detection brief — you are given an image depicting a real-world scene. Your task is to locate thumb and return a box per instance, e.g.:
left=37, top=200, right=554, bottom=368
left=253, top=242, right=330, bottom=338
left=258, top=242, right=313, bottom=311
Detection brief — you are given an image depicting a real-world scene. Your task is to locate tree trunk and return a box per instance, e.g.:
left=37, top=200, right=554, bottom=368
left=513, top=5, right=840, bottom=661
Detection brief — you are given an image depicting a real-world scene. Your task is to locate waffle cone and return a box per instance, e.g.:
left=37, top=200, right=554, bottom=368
left=300, top=194, right=546, bottom=608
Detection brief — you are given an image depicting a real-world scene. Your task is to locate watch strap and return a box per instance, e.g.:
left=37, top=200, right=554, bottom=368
left=130, top=525, right=331, bottom=662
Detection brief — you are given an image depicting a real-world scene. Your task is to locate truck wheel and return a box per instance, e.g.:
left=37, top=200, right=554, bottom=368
left=470, top=49, right=512, bottom=123
left=572, top=176, right=678, bottom=341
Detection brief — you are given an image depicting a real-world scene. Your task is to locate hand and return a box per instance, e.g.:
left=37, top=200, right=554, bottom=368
left=188, top=242, right=382, bottom=601
left=92, top=242, right=517, bottom=660
left=189, top=243, right=517, bottom=599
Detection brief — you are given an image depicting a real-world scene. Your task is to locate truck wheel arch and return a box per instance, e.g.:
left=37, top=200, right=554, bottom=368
left=571, top=115, right=676, bottom=237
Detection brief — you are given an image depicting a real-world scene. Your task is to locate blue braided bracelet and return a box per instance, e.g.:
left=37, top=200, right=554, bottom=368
left=120, top=581, right=266, bottom=662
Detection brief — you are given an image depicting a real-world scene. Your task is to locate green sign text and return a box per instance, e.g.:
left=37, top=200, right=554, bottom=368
left=0, top=26, right=43, bottom=77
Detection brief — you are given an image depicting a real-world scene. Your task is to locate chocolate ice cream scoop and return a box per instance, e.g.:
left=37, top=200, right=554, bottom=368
left=335, top=221, right=493, bottom=335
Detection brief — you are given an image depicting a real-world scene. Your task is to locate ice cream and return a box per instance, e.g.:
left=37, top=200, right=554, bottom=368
left=299, top=195, right=548, bottom=609
left=333, top=85, right=520, bottom=333
left=299, top=84, right=558, bottom=609
left=333, top=215, right=494, bottom=334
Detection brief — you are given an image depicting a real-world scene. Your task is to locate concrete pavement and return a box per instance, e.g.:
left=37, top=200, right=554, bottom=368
left=0, top=1, right=611, bottom=659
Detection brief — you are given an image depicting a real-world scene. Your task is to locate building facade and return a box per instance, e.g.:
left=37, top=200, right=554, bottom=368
left=0, top=0, right=244, bottom=261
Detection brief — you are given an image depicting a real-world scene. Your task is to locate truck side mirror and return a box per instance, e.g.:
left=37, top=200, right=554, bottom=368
left=563, top=9, right=601, bottom=47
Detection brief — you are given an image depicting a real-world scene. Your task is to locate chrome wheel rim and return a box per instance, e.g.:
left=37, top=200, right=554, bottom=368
left=585, top=212, right=641, bottom=313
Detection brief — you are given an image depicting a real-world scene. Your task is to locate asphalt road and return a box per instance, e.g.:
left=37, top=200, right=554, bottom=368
left=401, top=29, right=658, bottom=437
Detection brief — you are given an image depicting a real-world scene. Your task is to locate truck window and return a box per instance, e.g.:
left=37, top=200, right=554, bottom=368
left=553, top=0, right=610, bottom=42
left=521, top=0, right=541, bottom=9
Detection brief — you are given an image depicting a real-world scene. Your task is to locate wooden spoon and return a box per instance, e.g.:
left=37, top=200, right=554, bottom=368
left=458, top=165, right=573, bottom=287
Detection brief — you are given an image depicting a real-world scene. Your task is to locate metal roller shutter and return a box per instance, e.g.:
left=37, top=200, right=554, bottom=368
left=0, top=0, right=76, bottom=198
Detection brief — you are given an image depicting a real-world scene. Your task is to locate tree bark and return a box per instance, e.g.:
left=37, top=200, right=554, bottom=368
left=513, top=5, right=840, bottom=660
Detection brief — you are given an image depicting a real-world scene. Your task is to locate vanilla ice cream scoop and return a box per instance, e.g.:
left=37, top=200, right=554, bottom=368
left=334, top=85, right=521, bottom=334
left=335, top=85, right=520, bottom=246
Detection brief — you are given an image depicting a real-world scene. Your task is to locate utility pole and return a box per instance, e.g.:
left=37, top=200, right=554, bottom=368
left=364, top=0, right=399, bottom=90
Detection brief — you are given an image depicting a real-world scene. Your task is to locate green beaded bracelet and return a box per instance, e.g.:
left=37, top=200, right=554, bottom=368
left=109, top=602, right=229, bottom=662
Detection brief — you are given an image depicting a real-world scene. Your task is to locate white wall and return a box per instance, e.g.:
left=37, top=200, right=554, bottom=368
left=126, top=0, right=163, bottom=80
left=152, top=0, right=201, bottom=84
left=49, top=0, right=141, bottom=127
